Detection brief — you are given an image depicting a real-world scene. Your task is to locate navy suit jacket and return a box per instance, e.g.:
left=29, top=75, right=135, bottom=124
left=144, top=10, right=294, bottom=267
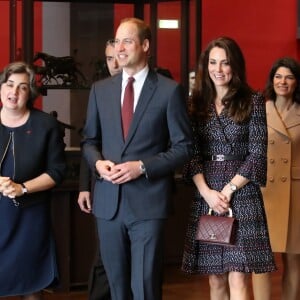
left=82, top=69, right=192, bottom=220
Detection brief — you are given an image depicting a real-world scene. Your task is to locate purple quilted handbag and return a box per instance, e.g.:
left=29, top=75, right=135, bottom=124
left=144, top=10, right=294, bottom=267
left=196, top=208, right=237, bottom=246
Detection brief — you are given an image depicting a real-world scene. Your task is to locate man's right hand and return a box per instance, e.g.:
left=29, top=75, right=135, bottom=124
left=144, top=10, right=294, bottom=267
left=77, top=191, right=92, bottom=213
left=95, top=160, right=117, bottom=181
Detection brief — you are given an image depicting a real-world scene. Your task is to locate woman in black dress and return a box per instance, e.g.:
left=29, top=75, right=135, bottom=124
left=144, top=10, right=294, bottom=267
left=0, top=62, right=66, bottom=299
left=182, top=37, right=276, bottom=299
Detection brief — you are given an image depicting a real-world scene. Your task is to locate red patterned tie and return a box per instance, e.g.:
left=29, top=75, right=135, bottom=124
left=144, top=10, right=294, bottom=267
left=121, top=77, right=135, bottom=139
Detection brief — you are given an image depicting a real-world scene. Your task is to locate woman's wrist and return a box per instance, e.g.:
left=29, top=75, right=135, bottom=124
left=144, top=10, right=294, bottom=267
left=228, top=181, right=238, bottom=193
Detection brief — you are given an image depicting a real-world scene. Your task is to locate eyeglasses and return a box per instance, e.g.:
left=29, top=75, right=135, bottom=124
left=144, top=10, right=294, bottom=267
left=106, top=39, right=115, bottom=47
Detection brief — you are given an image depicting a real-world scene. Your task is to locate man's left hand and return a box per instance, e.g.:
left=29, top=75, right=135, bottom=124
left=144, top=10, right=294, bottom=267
left=108, top=161, right=142, bottom=184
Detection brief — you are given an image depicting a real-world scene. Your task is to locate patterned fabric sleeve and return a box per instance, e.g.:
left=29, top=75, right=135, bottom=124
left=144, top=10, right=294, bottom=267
left=236, top=93, right=267, bottom=186
left=182, top=118, right=203, bottom=183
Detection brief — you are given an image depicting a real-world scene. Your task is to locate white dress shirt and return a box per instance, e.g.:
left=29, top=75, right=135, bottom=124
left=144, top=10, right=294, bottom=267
left=121, top=65, right=149, bottom=111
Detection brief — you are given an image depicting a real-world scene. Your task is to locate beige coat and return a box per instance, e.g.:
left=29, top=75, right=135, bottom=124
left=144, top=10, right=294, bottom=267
left=262, top=100, right=300, bottom=253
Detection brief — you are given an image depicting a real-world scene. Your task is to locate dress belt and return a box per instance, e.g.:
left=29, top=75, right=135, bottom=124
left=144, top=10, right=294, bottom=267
left=203, top=154, right=246, bottom=162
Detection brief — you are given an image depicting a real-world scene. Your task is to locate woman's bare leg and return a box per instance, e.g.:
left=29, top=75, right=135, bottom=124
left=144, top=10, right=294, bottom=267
left=252, top=272, right=272, bottom=300
left=209, top=273, right=230, bottom=300
left=282, top=253, right=300, bottom=300
left=228, top=271, right=250, bottom=300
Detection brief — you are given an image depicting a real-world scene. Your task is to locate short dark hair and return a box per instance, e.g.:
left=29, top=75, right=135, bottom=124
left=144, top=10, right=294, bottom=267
left=0, top=61, right=39, bottom=109
left=106, top=39, right=115, bottom=47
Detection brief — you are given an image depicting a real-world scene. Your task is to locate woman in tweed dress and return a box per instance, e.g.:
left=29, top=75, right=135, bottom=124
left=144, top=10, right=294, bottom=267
left=182, top=37, right=276, bottom=300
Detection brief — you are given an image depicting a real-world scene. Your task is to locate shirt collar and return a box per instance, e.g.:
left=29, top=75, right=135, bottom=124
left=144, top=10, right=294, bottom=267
left=122, top=65, right=149, bottom=83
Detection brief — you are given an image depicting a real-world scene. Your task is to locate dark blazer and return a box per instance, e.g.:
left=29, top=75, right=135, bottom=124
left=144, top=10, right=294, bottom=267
left=82, top=69, right=192, bottom=220
left=0, top=109, right=66, bottom=207
left=78, top=156, right=91, bottom=192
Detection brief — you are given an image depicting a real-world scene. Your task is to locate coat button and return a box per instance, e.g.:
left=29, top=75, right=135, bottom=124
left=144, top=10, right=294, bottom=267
left=269, top=158, right=275, bottom=164
left=282, top=158, right=288, bottom=163
left=269, top=140, right=275, bottom=144
left=281, top=176, right=287, bottom=182
left=269, top=176, right=274, bottom=182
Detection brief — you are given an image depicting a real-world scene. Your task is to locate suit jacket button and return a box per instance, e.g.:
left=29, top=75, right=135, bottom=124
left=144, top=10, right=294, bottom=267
left=269, top=176, right=274, bottom=182
left=269, top=140, right=275, bottom=144
left=281, top=176, right=287, bottom=182
left=269, top=158, right=275, bottom=164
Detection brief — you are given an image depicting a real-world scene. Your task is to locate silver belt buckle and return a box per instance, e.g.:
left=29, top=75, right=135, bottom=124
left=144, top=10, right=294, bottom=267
left=215, top=154, right=224, bottom=161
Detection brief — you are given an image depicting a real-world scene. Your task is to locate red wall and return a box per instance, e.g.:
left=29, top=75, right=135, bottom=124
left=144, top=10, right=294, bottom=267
left=0, top=2, right=10, bottom=69
left=1, top=1, right=297, bottom=94
left=0, top=2, right=42, bottom=68
left=114, top=4, right=134, bottom=32
left=202, top=0, right=298, bottom=90
left=114, top=0, right=298, bottom=91
left=0, top=1, right=43, bottom=108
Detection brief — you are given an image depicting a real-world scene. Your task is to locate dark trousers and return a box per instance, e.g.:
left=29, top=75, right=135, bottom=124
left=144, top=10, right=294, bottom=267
left=96, top=197, right=165, bottom=300
left=88, top=221, right=111, bottom=300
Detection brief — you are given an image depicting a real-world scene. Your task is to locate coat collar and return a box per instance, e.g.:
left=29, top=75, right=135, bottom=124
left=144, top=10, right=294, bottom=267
left=266, top=100, right=300, bottom=135
left=283, top=102, right=300, bottom=128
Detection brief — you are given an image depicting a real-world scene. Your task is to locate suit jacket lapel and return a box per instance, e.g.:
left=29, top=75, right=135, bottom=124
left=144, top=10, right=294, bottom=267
left=109, top=74, right=124, bottom=143
left=123, top=70, right=157, bottom=147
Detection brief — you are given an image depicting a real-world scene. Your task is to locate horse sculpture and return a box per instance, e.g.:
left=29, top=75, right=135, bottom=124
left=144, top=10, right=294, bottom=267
left=33, top=52, right=87, bottom=87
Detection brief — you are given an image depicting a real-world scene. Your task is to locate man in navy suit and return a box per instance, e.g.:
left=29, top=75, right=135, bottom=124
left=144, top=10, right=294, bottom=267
left=82, top=17, right=192, bottom=300
left=78, top=39, right=121, bottom=300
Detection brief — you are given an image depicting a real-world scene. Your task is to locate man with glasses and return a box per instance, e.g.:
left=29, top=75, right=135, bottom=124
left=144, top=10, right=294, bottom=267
left=78, top=39, right=121, bottom=300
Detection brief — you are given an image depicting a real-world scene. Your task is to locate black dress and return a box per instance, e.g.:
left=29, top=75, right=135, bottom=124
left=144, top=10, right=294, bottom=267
left=0, top=126, right=58, bottom=296
left=182, top=94, right=277, bottom=274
